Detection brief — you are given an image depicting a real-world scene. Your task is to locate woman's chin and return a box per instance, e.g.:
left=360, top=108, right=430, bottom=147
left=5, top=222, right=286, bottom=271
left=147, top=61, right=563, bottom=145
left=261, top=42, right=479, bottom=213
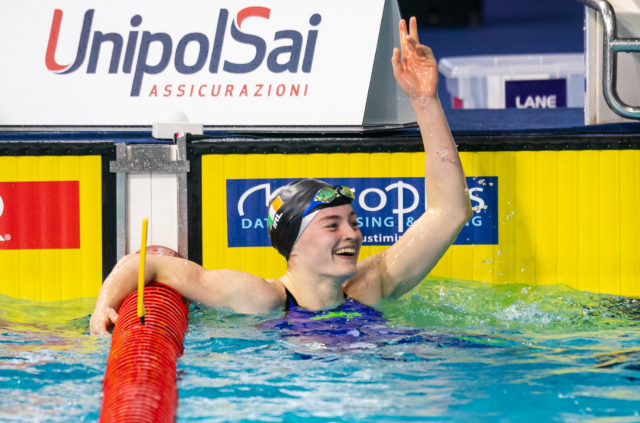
left=333, top=259, right=358, bottom=278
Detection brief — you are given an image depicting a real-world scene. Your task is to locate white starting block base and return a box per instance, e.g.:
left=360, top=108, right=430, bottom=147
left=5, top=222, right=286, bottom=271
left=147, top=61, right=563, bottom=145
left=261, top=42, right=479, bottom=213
left=127, top=173, right=179, bottom=253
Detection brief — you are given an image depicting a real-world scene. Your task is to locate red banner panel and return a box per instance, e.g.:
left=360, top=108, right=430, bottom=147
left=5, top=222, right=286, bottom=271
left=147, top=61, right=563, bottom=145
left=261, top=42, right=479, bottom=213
left=0, top=181, right=80, bottom=249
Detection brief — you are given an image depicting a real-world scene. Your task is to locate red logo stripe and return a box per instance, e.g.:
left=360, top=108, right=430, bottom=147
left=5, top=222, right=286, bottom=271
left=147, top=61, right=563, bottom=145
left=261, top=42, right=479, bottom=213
left=45, top=9, right=70, bottom=72
left=236, top=6, right=271, bottom=28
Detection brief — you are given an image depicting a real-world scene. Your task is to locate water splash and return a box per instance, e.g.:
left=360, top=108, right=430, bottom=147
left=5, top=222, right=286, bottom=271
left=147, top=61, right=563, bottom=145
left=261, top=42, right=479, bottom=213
left=380, top=278, right=640, bottom=333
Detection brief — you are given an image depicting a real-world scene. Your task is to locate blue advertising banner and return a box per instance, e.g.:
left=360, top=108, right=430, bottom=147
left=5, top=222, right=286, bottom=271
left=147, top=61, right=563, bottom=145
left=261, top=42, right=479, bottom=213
left=226, top=176, right=497, bottom=247
left=459, top=177, right=498, bottom=245
left=505, top=79, right=567, bottom=109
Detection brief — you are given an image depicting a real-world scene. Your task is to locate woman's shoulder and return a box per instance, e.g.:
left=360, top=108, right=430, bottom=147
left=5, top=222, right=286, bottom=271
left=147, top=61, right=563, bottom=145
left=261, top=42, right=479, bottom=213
left=265, top=277, right=287, bottom=294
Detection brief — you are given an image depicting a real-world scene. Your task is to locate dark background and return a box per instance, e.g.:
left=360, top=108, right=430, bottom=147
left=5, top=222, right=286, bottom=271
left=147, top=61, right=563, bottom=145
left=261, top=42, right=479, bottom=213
left=398, top=0, right=589, bottom=131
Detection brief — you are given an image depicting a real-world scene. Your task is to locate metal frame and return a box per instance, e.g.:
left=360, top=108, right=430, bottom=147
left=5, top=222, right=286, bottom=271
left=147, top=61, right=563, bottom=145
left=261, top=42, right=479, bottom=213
left=110, top=138, right=190, bottom=259
left=579, top=0, right=640, bottom=120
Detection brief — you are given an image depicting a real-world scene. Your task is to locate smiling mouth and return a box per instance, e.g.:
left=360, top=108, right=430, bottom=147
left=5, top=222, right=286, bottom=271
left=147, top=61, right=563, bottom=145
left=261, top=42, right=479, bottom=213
left=335, top=247, right=357, bottom=257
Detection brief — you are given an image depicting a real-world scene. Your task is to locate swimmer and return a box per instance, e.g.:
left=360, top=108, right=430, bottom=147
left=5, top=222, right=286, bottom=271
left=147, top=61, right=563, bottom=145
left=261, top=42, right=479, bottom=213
left=90, top=17, right=472, bottom=335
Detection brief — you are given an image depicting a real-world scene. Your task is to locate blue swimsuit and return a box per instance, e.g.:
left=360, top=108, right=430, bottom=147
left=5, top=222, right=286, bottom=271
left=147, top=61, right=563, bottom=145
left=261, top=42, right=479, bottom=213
left=258, top=289, right=496, bottom=349
left=259, top=289, right=419, bottom=347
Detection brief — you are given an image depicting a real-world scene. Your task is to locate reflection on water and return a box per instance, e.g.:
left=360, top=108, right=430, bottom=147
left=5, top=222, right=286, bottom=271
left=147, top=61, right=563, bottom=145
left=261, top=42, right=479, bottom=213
left=0, top=279, right=639, bottom=422
left=0, top=296, right=106, bottom=422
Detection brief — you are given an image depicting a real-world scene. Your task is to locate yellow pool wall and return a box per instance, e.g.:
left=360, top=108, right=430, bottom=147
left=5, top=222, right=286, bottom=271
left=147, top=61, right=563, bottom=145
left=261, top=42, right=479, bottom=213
left=202, top=150, right=640, bottom=298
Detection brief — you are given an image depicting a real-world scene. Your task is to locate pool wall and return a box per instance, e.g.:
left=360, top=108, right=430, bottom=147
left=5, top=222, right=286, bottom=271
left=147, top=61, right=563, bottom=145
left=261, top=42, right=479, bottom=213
left=0, top=141, right=116, bottom=301
left=189, top=131, right=640, bottom=298
left=1, top=130, right=639, bottom=301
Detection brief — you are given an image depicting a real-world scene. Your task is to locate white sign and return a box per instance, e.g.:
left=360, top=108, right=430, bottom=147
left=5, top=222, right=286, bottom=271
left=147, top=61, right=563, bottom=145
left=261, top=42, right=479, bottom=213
left=0, top=1, right=386, bottom=126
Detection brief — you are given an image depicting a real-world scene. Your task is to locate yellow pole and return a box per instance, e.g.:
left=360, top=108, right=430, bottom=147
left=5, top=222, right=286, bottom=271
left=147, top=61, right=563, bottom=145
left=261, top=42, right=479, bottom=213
left=137, top=217, right=149, bottom=324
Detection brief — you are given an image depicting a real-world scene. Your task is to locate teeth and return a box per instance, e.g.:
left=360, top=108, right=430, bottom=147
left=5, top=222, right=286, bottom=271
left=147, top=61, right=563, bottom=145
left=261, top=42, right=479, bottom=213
left=335, top=247, right=356, bottom=255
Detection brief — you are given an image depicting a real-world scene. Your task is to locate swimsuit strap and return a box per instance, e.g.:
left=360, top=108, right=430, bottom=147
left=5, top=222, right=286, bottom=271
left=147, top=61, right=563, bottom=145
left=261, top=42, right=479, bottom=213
left=284, top=287, right=349, bottom=312
left=284, top=287, right=299, bottom=312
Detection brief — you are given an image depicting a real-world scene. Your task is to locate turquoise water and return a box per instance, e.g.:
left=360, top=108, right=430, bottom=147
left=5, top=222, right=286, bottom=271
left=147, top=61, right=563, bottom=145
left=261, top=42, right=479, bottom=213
left=1, top=279, right=639, bottom=422
left=0, top=297, right=105, bottom=422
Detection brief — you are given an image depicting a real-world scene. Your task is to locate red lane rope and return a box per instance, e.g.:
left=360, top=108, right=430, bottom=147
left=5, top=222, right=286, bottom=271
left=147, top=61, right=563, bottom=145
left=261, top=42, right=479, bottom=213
left=100, top=259, right=189, bottom=422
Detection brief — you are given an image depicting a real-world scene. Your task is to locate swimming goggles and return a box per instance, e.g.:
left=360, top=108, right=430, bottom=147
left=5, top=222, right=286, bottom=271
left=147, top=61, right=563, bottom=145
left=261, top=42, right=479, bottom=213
left=301, top=185, right=355, bottom=218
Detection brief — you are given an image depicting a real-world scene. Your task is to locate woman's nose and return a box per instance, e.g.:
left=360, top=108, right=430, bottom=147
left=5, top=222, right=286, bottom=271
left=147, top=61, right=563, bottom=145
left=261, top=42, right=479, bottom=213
left=342, top=222, right=361, bottom=239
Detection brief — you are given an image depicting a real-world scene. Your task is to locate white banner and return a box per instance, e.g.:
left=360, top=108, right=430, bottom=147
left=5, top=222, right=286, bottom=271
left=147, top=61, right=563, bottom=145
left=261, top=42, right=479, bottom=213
left=0, top=1, right=385, bottom=126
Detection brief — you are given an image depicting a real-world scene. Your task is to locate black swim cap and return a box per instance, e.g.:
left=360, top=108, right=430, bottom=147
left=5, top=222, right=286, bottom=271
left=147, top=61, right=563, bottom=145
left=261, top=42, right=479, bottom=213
left=267, top=179, right=353, bottom=259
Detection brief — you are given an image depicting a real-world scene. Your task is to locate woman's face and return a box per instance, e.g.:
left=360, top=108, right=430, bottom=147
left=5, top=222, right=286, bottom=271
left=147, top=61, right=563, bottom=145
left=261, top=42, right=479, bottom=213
left=289, top=204, right=362, bottom=280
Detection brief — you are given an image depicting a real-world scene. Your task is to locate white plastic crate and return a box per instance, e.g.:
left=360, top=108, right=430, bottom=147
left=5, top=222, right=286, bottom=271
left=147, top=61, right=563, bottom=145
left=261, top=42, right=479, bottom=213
left=438, top=54, right=585, bottom=109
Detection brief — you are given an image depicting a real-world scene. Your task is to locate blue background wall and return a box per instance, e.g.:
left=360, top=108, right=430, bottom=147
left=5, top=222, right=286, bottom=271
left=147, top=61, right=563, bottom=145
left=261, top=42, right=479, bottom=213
left=407, top=0, right=602, bottom=132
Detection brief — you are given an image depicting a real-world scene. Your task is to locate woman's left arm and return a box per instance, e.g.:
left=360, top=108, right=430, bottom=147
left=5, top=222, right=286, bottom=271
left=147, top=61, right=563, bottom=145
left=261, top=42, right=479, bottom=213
left=345, top=17, right=472, bottom=303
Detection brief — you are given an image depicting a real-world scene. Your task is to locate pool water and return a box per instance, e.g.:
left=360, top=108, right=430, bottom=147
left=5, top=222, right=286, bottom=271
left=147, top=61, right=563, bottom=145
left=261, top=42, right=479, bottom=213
left=0, top=296, right=105, bottom=422
left=1, top=279, right=639, bottom=422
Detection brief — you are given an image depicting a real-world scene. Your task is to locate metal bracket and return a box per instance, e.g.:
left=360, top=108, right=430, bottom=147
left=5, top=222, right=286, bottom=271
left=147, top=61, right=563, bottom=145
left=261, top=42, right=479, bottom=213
left=579, top=0, right=640, bottom=120
left=109, top=145, right=190, bottom=173
left=110, top=137, right=190, bottom=259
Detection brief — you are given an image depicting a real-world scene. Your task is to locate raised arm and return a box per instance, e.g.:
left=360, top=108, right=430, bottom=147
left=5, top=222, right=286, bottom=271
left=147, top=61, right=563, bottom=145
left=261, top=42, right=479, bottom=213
left=345, top=17, right=472, bottom=304
left=90, top=254, right=285, bottom=334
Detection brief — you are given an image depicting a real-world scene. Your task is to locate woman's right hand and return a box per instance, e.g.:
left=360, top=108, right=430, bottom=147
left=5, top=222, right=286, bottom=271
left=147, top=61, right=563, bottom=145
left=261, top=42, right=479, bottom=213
left=89, top=304, right=119, bottom=335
